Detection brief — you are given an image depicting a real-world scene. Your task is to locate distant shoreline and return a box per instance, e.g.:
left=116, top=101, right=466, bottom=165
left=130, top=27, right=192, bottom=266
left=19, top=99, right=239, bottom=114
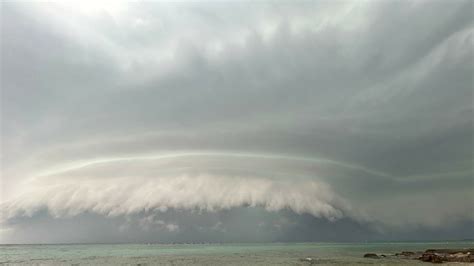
left=1, top=240, right=473, bottom=245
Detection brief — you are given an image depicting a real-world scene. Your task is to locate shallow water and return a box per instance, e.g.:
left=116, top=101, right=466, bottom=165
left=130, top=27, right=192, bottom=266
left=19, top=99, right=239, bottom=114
left=1, top=241, right=473, bottom=265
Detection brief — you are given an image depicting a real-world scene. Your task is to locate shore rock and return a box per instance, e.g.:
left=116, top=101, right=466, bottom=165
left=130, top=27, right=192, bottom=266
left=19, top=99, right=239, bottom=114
left=395, top=251, right=420, bottom=259
left=425, top=248, right=474, bottom=254
left=420, top=253, right=444, bottom=263
left=399, top=251, right=415, bottom=256
left=421, top=248, right=474, bottom=263
left=363, top=253, right=379, bottom=259
left=364, top=248, right=474, bottom=263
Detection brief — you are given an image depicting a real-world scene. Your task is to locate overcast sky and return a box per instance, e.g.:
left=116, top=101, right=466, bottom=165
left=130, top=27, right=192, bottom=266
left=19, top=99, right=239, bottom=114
left=1, top=0, right=473, bottom=244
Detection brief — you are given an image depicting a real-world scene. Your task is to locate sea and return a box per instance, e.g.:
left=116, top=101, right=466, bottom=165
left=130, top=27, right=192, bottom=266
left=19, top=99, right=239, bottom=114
left=0, top=241, right=473, bottom=265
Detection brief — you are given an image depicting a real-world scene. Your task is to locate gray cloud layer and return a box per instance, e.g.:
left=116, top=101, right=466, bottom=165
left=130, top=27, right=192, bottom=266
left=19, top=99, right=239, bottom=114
left=1, top=0, right=473, bottom=243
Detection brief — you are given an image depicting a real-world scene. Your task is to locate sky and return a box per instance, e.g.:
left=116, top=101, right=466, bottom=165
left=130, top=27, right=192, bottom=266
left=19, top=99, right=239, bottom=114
left=0, top=0, right=473, bottom=244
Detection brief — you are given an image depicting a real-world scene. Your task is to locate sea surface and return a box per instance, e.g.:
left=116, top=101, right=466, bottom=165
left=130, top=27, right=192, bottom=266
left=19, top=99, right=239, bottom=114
left=1, top=241, right=473, bottom=265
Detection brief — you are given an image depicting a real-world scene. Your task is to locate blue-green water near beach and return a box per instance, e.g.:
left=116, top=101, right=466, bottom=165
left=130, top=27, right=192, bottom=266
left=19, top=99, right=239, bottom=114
left=1, top=241, right=473, bottom=265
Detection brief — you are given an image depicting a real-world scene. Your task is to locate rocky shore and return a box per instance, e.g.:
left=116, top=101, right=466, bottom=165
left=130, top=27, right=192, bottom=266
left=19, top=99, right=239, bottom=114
left=364, top=248, right=474, bottom=263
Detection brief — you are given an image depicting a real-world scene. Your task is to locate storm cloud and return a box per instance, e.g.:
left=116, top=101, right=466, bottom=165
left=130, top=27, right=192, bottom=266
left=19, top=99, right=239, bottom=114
left=1, top=0, right=473, bottom=243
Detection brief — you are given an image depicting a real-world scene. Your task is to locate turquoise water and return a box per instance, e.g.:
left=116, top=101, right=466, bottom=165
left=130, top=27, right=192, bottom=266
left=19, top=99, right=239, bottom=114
left=1, top=241, right=473, bottom=265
